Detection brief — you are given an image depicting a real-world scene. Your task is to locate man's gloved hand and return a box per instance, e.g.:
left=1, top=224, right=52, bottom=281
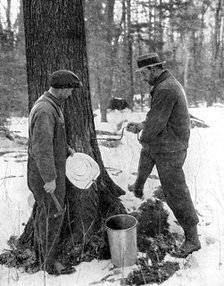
left=126, top=122, right=144, bottom=134
left=44, top=180, right=56, bottom=194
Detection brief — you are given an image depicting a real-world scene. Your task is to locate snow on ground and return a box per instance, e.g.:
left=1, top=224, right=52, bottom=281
left=0, top=106, right=224, bottom=285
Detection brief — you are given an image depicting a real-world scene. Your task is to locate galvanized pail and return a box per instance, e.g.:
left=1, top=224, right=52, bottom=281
left=105, top=214, right=138, bottom=267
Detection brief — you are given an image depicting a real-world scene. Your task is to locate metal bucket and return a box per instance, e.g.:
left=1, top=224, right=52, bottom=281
left=105, top=214, right=138, bottom=267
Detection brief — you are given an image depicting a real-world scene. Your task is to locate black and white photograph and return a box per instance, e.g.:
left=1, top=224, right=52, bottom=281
left=0, top=0, right=224, bottom=285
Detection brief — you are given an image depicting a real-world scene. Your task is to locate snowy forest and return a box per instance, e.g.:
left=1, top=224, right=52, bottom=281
left=0, top=0, right=224, bottom=125
left=0, top=1, right=224, bottom=286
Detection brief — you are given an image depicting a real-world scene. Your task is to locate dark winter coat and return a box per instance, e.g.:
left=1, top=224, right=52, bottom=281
left=28, top=92, right=67, bottom=186
left=27, top=92, right=68, bottom=268
left=27, top=91, right=68, bottom=212
left=140, top=70, right=190, bottom=153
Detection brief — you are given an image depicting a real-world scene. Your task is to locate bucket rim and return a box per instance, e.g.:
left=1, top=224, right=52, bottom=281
left=105, top=214, right=138, bottom=232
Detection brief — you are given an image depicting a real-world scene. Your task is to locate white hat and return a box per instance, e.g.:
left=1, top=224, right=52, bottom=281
left=66, top=153, right=100, bottom=189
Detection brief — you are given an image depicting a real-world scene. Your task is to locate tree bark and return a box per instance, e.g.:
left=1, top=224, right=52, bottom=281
left=20, top=0, right=125, bottom=253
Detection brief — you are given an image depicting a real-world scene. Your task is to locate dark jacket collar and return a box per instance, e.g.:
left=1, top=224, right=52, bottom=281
left=44, top=91, right=62, bottom=107
left=153, top=69, right=170, bottom=89
left=151, top=69, right=171, bottom=96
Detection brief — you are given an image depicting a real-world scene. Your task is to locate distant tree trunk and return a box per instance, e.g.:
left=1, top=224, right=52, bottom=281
left=183, top=38, right=190, bottom=90
left=153, top=0, right=157, bottom=50
left=85, top=0, right=107, bottom=121
left=126, top=0, right=134, bottom=109
left=169, top=0, right=174, bottom=45
left=15, top=0, right=25, bottom=57
left=158, top=0, right=163, bottom=52
left=210, top=0, right=223, bottom=105
left=20, top=0, right=125, bottom=253
left=101, top=0, right=115, bottom=121
left=2, top=0, right=14, bottom=51
left=214, top=0, right=222, bottom=60
left=220, top=15, right=224, bottom=79
left=148, top=0, right=154, bottom=51
left=6, top=0, right=12, bottom=30
left=198, top=2, right=209, bottom=65
left=85, top=0, right=116, bottom=123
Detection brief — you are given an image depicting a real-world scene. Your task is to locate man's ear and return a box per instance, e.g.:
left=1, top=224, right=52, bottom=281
left=151, top=67, right=156, bottom=73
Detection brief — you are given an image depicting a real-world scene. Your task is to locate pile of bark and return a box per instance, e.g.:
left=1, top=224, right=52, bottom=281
left=126, top=259, right=179, bottom=285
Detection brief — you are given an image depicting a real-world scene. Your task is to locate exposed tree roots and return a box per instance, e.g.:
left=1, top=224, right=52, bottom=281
left=0, top=191, right=181, bottom=284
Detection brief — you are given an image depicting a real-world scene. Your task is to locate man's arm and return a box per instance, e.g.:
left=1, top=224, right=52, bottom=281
left=31, top=110, right=57, bottom=184
left=140, top=89, right=176, bottom=141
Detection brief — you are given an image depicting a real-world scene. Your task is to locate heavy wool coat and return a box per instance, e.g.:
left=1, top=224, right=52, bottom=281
left=140, top=70, right=190, bottom=153
left=28, top=92, right=67, bottom=187
left=135, top=70, right=199, bottom=229
left=27, top=91, right=67, bottom=268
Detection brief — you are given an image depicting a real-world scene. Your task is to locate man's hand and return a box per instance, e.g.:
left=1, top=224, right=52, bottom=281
left=67, top=146, right=75, bottom=157
left=126, top=122, right=144, bottom=134
left=44, top=180, right=56, bottom=194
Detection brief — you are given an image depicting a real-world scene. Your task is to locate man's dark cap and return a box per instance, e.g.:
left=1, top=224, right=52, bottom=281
left=49, top=69, right=82, bottom=89
left=136, top=53, right=166, bottom=72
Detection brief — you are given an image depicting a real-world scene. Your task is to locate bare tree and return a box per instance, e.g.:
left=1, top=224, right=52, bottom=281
left=126, top=0, right=134, bottom=109
left=85, top=0, right=116, bottom=122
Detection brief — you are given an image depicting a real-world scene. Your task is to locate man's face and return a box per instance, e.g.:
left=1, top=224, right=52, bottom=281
left=60, top=88, right=74, bottom=100
left=140, top=67, right=157, bottom=86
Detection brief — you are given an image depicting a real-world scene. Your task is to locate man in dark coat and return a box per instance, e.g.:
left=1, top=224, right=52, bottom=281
left=127, top=53, right=201, bottom=258
left=28, top=70, right=82, bottom=274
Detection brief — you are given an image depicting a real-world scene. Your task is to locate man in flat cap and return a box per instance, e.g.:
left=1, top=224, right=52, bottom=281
left=126, top=53, right=201, bottom=258
left=28, top=70, right=82, bottom=275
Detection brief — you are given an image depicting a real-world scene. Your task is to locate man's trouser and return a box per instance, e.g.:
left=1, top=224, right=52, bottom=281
left=28, top=158, right=66, bottom=271
left=134, top=148, right=199, bottom=229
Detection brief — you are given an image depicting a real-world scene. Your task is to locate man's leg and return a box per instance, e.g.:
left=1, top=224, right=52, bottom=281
left=30, top=183, right=65, bottom=270
left=37, top=196, right=65, bottom=273
left=33, top=193, right=75, bottom=274
left=28, top=162, right=71, bottom=274
left=129, top=147, right=155, bottom=198
left=155, top=150, right=201, bottom=257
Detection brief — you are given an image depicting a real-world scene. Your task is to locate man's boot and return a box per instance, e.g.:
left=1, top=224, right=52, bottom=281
left=128, top=183, right=144, bottom=198
left=171, top=225, right=201, bottom=258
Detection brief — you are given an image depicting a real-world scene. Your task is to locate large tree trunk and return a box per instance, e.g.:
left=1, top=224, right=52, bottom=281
left=20, top=0, right=125, bottom=254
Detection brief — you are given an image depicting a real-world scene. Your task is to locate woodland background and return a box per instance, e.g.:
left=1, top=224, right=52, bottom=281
left=0, top=0, right=224, bottom=124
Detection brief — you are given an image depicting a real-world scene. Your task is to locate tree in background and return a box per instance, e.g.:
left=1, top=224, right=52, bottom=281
left=85, top=0, right=124, bottom=122
left=124, top=0, right=134, bottom=109
left=0, top=0, right=27, bottom=126
left=85, top=0, right=224, bottom=109
left=1, top=0, right=224, bottom=124
left=0, top=0, right=223, bottom=270
left=19, top=0, right=125, bottom=262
